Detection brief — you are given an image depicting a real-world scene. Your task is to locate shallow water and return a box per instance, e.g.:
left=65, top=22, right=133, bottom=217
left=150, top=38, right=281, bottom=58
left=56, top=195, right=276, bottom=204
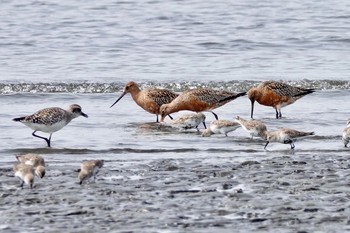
left=1, top=89, right=350, bottom=232
left=1, top=0, right=350, bottom=232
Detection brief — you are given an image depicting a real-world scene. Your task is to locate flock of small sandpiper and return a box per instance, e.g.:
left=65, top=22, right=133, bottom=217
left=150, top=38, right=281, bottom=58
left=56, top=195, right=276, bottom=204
left=11, top=80, right=350, bottom=189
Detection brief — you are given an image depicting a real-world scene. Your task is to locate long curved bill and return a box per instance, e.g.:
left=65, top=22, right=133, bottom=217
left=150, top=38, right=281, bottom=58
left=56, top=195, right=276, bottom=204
left=110, top=92, right=126, bottom=108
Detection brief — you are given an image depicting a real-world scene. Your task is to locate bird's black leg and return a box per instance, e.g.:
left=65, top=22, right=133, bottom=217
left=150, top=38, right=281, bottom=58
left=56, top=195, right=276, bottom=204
left=202, top=121, right=207, bottom=129
left=32, top=131, right=51, bottom=147
left=264, top=141, right=269, bottom=149
left=48, top=134, right=52, bottom=147
left=20, top=181, right=24, bottom=189
left=156, top=115, right=159, bottom=123
left=212, top=112, right=219, bottom=120
left=278, top=110, right=282, bottom=119
left=275, top=109, right=279, bottom=119
left=290, top=143, right=295, bottom=150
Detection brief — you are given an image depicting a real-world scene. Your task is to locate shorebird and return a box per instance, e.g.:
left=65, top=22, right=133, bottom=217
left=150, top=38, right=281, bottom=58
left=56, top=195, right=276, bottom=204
left=342, top=119, right=350, bottom=147
left=235, top=116, right=267, bottom=139
left=168, top=112, right=206, bottom=130
left=13, top=163, right=35, bottom=189
left=247, top=81, right=315, bottom=119
left=202, top=120, right=240, bottom=137
left=13, top=104, right=88, bottom=147
left=110, top=81, right=179, bottom=122
left=78, top=160, right=104, bottom=185
left=160, top=88, right=246, bottom=122
left=16, top=153, right=45, bottom=178
left=264, top=128, right=314, bottom=150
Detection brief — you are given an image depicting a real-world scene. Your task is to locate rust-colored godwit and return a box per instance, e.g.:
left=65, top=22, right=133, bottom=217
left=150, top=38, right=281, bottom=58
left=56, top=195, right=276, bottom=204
left=202, top=120, right=240, bottom=137
left=159, top=88, right=246, bottom=122
left=168, top=112, right=206, bottom=130
left=342, top=119, right=350, bottom=147
left=235, top=116, right=267, bottom=139
left=264, top=128, right=314, bottom=150
left=247, top=81, right=315, bottom=119
left=16, top=153, right=45, bottom=178
left=110, top=81, right=179, bottom=122
left=78, top=160, right=104, bottom=185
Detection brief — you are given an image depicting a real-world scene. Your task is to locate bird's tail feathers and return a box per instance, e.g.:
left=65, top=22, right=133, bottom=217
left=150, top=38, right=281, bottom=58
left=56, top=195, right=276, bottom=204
left=294, top=89, right=315, bottom=97
left=220, top=92, right=246, bottom=103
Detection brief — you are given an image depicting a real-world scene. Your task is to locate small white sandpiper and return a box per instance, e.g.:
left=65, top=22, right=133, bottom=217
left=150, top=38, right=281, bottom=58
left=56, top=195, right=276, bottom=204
left=78, top=160, right=104, bottom=185
left=167, top=112, right=206, bottom=130
left=342, top=119, right=350, bottom=147
left=202, top=119, right=240, bottom=137
left=16, top=153, right=45, bottom=178
left=235, top=116, right=268, bottom=139
left=13, top=104, right=88, bottom=147
left=264, top=128, right=314, bottom=150
left=13, top=163, right=35, bottom=189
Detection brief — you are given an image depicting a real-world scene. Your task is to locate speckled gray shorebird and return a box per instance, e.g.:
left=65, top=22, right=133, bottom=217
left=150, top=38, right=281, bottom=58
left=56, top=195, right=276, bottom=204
left=202, top=120, right=240, bottom=137
left=16, top=153, right=45, bottom=178
left=110, top=81, right=179, bottom=122
left=168, top=112, right=206, bottom=130
left=342, top=119, right=350, bottom=147
left=264, top=128, right=314, bottom=150
left=247, top=81, right=315, bottom=119
left=13, top=163, right=35, bottom=189
left=13, top=104, right=88, bottom=147
left=78, top=160, right=104, bottom=185
left=160, top=88, right=246, bottom=122
left=235, top=116, right=268, bottom=139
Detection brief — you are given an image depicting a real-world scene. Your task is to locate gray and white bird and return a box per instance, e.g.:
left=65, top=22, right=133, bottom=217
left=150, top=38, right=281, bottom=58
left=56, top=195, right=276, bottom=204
left=235, top=116, right=268, bottom=139
left=342, top=119, right=350, bottom=147
left=78, top=160, right=104, bottom=185
left=16, top=153, right=45, bottom=178
left=13, top=163, right=35, bottom=189
left=202, top=120, right=240, bottom=137
left=168, top=112, right=206, bottom=130
left=13, top=104, right=88, bottom=147
left=264, top=128, right=314, bottom=150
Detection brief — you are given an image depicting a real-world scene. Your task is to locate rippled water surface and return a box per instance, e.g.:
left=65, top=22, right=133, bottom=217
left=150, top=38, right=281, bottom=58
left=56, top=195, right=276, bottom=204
left=1, top=0, right=350, bottom=83
left=1, top=0, right=350, bottom=232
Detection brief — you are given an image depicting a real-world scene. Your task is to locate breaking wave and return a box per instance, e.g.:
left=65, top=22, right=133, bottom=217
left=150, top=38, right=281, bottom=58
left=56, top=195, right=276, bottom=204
left=0, top=79, right=349, bottom=94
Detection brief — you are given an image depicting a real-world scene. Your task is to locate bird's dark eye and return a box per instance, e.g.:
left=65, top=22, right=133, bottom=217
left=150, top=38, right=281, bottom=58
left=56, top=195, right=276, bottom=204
left=73, top=108, right=81, bottom=113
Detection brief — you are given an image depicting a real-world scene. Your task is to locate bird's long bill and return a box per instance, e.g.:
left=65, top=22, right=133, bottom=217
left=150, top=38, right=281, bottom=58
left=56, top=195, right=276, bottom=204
left=250, top=99, right=255, bottom=119
left=81, top=112, right=89, bottom=118
left=110, top=92, right=126, bottom=108
left=264, top=141, right=269, bottom=149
